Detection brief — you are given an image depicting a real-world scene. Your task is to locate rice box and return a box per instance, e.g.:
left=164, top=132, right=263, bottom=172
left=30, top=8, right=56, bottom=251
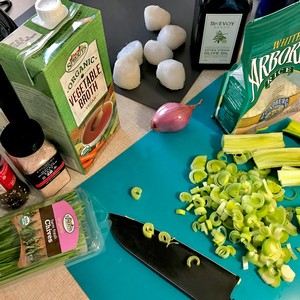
left=0, top=0, right=119, bottom=174
left=214, top=2, right=300, bottom=134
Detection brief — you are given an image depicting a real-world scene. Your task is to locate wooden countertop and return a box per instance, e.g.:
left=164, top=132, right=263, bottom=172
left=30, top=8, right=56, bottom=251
left=0, top=1, right=223, bottom=299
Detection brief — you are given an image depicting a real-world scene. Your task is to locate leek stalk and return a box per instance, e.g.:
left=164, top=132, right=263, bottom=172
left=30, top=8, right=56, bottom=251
left=283, top=119, right=300, bottom=140
left=253, top=148, right=300, bottom=169
left=222, top=132, right=285, bottom=154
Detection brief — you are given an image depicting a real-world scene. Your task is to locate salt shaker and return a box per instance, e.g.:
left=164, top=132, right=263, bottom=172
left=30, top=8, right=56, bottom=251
left=0, top=118, right=71, bottom=198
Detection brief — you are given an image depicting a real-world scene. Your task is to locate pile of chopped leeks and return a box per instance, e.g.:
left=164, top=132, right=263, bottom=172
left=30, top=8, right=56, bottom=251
left=177, top=132, right=300, bottom=288
left=0, top=190, right=90, bottom=286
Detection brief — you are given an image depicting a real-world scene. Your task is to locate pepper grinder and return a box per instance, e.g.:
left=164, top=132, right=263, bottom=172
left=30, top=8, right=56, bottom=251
left=0, top=154, right=29, bottom=210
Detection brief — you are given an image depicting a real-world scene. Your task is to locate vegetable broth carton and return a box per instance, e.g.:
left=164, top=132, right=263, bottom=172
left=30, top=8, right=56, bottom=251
left=214, top=2, right=300, bottom=134
left=0, top=0, right=119, bottom=174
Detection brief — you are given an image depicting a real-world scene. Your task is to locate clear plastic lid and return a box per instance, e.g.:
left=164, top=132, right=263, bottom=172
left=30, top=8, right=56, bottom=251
left=0, top=188, right=108, bottom=286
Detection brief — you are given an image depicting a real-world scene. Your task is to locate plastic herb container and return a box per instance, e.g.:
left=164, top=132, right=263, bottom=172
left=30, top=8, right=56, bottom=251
left=0, top=188, right=107, bottom=286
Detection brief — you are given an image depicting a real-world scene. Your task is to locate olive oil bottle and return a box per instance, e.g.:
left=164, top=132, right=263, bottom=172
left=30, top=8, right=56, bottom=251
left=191, top=0, right=253, bottom=70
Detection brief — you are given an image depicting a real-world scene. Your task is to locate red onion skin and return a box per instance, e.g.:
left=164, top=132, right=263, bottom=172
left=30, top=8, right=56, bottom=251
left=151, top=100, right=203, bottom=132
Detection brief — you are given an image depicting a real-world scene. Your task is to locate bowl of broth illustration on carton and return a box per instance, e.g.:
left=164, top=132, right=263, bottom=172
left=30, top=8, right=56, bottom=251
left=82, top=100, right=114, bottom=148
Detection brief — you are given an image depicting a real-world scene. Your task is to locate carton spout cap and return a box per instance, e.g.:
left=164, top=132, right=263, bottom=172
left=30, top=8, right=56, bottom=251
left=33, top=0, right=68, bottom=30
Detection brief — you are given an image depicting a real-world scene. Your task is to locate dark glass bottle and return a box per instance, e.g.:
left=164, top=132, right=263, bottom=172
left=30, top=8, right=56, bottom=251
left=191, top=0, right=253, bottom=71
left=255, top=0, right=298, bottom=18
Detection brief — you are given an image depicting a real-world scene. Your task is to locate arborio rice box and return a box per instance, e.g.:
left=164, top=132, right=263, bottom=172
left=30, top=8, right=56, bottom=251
left=0, top=0, right=119, bottom=174
left=214, top=2, right=300, bottom=134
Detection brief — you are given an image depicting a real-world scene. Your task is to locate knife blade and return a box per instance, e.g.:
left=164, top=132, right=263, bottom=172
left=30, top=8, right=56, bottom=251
left=109, top=213, right=240, bottom=300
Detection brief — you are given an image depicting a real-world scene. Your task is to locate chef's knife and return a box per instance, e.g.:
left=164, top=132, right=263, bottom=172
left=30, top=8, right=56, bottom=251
left=109, top=213, right=240, bottom=300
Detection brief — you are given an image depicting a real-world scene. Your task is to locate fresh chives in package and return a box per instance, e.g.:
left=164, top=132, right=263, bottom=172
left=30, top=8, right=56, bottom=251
left=0, top=189, right=107, bottom=286
left=214, top=2, right=300, bottom=134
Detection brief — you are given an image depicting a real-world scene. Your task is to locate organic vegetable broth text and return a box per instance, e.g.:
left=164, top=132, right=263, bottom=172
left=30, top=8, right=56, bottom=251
left=0, top=0, right=119, bottom=174
left=214, top=3, right=300, bottom=134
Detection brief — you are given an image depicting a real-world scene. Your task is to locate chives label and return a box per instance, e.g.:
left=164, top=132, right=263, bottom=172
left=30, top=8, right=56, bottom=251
left=13, top=201, right=79, bottom=267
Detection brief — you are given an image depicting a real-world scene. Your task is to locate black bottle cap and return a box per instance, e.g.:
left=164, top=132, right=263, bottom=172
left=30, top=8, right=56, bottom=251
left=0, top=118, right=45, bottom=158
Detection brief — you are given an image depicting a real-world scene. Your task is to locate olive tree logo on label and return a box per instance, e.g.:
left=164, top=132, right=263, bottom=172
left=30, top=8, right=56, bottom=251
left=66, top=43, right=88, bottom=72
left=63, top=213, right=75, bottom=233
left=213, top=31, right=227, bottom=43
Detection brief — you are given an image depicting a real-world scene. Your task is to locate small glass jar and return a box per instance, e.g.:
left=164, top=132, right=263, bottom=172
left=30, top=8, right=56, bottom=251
left=0, top=118, right=71, bottom=198
left=0, top=155, right=29, bottom=210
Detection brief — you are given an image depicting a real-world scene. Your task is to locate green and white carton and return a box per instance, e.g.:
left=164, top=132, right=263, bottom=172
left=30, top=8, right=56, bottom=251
left=0, top=0, right=119, bottom=174
left=214, top=3, right=300, bottom=134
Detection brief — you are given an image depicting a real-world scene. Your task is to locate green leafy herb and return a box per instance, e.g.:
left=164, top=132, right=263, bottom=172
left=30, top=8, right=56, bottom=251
left=0, top=190, right=93, bottom=286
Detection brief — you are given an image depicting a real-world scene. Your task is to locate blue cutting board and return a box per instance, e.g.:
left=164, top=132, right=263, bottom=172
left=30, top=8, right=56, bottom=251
left=68, top=76, right=300, bottom=300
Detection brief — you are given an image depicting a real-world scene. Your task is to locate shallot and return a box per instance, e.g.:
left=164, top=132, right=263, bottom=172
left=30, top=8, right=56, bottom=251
left=150, top=100, right=203, bottom=132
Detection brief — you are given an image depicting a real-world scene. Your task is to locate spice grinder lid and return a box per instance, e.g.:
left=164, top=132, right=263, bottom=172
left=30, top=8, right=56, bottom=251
left=0, top=119, right=45, bottom=157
